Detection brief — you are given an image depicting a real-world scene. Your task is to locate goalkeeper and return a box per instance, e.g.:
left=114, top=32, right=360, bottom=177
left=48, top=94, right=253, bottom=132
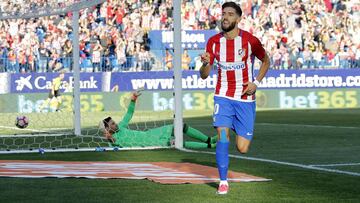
left=99, top=91, right=217, bottom=149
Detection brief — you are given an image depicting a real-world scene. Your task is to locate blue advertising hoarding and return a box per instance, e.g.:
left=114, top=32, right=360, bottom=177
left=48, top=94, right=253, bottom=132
left=8, top=69, right=359, bottom=93
left=110, top=71, right=217, bottom=92
left=148, top=30, right=217, bottom=50
left=258, top=69, right=360, bottom=89
left=110, top=69, right=360, bottom=91
left=10, top=72, right=102, bottom=93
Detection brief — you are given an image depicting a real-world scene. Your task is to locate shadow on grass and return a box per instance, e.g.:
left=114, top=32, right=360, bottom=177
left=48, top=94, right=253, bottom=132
left=206, top=182, right=219, bottom=189
left=181, top=158, right=219, bottom=189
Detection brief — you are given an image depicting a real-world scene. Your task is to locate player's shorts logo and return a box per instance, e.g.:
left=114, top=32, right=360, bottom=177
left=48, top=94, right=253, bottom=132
left=214, top=104, right=219, bottom=115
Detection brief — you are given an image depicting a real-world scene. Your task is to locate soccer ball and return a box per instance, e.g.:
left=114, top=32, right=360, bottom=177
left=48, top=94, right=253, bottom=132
left=16, top=115, right=29, bottom=129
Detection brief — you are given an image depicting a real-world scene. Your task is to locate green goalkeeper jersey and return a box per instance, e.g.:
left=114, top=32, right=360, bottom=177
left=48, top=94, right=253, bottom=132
left=112, top=101, right=173, bottom=147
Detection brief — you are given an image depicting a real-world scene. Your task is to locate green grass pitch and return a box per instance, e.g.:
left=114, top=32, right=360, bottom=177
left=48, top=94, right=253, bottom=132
left=0, top=108, right=359, bottom=202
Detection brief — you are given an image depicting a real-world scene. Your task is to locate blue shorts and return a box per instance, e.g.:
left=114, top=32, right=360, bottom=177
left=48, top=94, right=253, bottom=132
left=213, top=96, right=256, bottom=140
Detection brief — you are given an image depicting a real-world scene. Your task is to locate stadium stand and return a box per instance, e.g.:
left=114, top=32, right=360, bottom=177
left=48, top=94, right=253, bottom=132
left=0, top=0, right=359, bottom=72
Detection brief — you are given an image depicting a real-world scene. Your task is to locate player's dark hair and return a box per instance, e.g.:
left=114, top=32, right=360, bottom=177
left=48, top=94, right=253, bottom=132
left=103, top=117, right=112, bottom=128
left=222, top=1, right=242, bottom=17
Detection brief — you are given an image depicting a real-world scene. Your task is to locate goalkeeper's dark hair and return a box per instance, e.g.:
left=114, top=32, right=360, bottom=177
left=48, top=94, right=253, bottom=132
left=222, top=1, right=242, bottom=17
left=103, top=117, right=112, bottom=128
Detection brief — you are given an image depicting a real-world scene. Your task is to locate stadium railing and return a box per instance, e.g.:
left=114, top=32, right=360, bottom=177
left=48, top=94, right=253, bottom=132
left=0, top=56, right=161, bottom=73
left=0, top=56, right=358, bottom=73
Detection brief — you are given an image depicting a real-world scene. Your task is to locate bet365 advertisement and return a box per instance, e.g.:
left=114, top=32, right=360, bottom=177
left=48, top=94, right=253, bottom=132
left=0, top=88, right=358, bottom=113
left=0, top=70, right=359, bottom=113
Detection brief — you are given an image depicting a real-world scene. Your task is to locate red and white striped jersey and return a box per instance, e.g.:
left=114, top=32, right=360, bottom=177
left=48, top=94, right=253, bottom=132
left=206, top=29, right=266, bottom=101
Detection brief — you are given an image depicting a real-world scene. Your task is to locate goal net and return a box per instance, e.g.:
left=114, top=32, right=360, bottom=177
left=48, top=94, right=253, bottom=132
left=0, top=0, right=175, bottom=153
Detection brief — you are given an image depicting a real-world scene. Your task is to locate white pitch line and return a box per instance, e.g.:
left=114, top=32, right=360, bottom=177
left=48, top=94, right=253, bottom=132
left=181, top=149, right=360, bottom=177
left=257, top=123, right=360, bottom=129
left=0, top=125, right=47, bottom=133
left=0, top=134, right=70, bottom=138
left=0, top=146, right=170, bottom=154
left=190, top=123, right=360, bottom=129
left=0, top=125, right=69, bottom=132
left=309, top=163, right=360, bottom=167
left=0, top=126, right=72, bottom=137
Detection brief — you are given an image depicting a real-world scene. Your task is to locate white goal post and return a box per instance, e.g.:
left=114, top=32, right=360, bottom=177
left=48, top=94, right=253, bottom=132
left=0, top=0, right=184, bottom=153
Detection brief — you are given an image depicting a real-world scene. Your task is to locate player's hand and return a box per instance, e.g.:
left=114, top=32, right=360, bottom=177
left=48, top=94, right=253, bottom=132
left=200, top=52, right=210, bottom=65
left=131, top=87, right=144, bottom=101
left=242, top=82, right=257, bottom=96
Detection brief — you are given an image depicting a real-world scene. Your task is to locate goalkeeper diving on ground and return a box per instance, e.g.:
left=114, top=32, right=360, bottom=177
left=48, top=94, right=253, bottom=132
left=99, top=90, right=217, bottom=149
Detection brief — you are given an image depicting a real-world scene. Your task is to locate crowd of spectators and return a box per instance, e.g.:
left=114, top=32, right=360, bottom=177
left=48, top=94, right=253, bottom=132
left=0, top=0, right=85, bottom=16
left=241, top=0, right=360, bottom=69
left=0, top=0, right=359, bottom=73
left=0, top=0, right=166, bottom=72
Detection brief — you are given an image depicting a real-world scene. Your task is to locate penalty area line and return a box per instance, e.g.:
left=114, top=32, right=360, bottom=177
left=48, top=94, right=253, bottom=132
left=0, top=125, right=68, bottom=132
left=191, top=123, right=360, bottom=129
left=0, top=125, right=47, bottom=133
left=309, top=163, right=360, bottom=167
left=257, top=123, right=360, bottom=129
left=180, top=149, right=360, bottom=177
left=0, top=125, right=71, bottom=137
